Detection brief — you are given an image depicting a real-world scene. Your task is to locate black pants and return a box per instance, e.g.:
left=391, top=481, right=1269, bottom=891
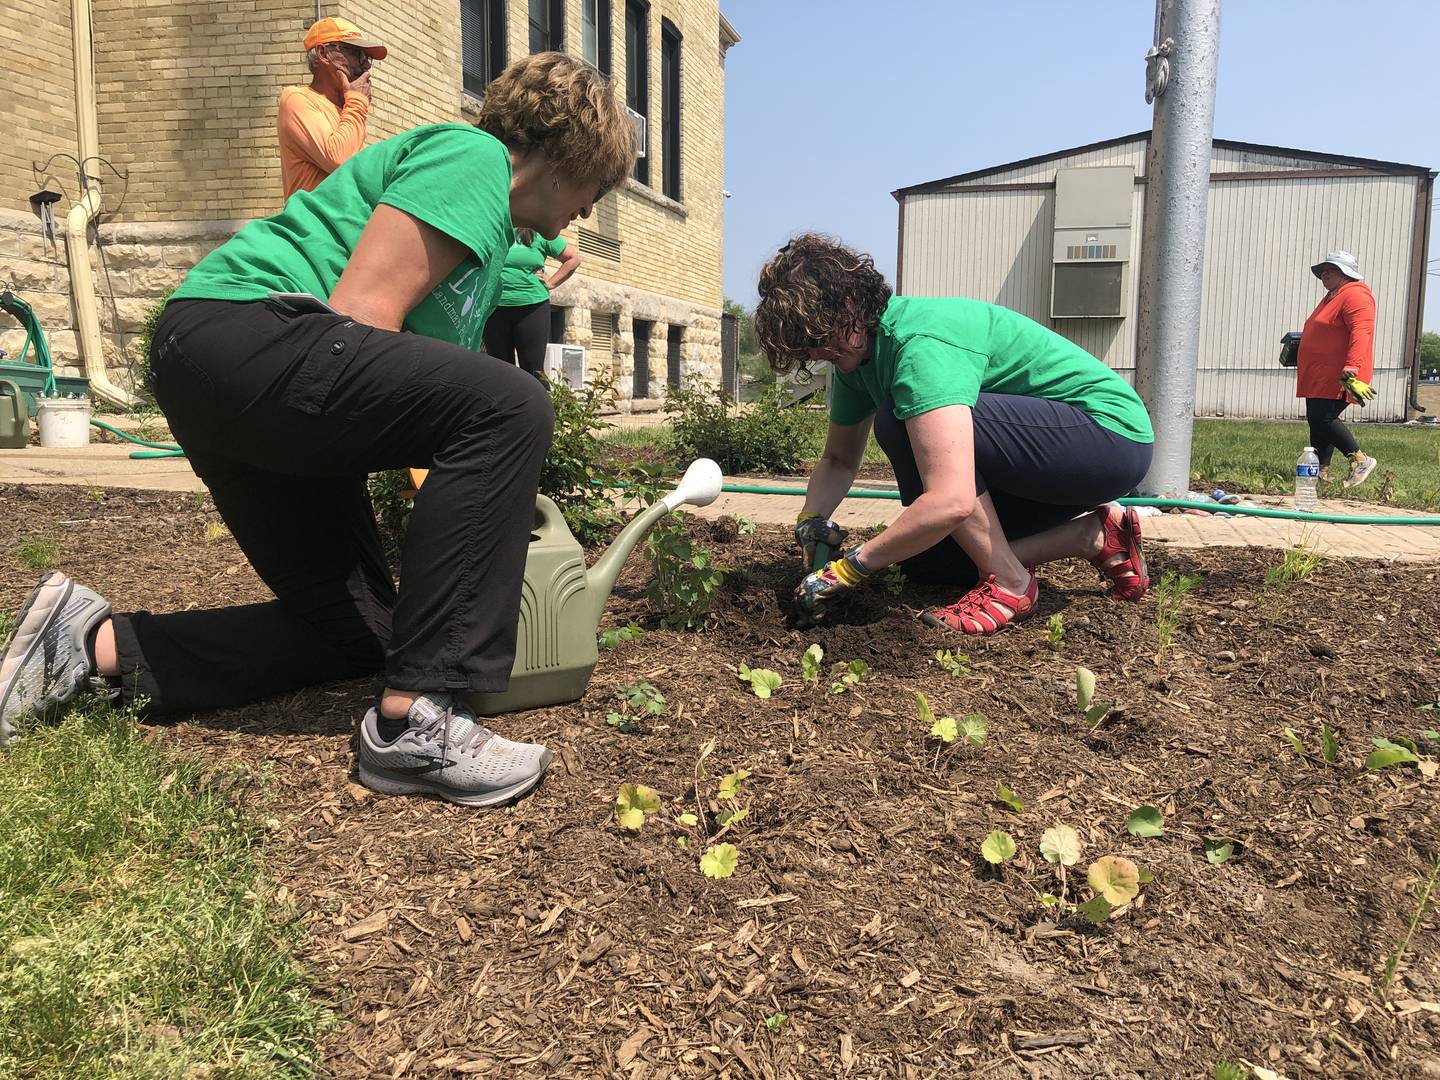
left=483, top=300, right=550, bottom=377
left=114, top=298, right=554, bottom=714
left=1304, top=397, right=1359, bottom=467
left=873, top=394, right=1153, bottom=588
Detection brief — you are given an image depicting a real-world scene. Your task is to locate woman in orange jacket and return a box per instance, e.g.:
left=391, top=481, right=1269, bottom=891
left=1296, top=250, right=1378, bottom=486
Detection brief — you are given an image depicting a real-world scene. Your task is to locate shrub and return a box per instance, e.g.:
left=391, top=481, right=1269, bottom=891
left=135, top=288, right=176, bottom=402
left=665, top=376, right=817, bottom=475
left=645, top=514, right=726, bottom=629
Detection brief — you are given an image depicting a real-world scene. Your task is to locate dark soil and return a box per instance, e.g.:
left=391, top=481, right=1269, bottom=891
left=3, top=483, right=1439, bottom=1079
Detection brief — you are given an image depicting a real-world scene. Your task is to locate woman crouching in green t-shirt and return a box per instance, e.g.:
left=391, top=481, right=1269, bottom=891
left=484, top=229, right=582, bottom=376
left=754, top=234, right=1155, bottom=636
left=0, top=54, right=635, bottom=809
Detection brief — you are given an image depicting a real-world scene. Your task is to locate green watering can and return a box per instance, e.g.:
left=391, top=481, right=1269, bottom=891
left=469, top=457, right=723, bottom=715
left=0, top=379, right=28, bottom=449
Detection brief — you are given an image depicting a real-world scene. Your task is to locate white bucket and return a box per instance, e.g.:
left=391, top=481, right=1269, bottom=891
left=36, top=398, right=93, bottom=448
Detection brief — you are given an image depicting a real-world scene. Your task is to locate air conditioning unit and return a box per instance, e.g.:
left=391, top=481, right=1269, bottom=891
left=626, top=106, right=647, bottom=159
left=1051, top=166, right=1133, bottom=319
left=544, top=343, right=585, bottom=389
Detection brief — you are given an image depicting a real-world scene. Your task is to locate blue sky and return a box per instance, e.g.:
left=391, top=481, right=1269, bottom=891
left=719, top=1, right=1439, bottom=331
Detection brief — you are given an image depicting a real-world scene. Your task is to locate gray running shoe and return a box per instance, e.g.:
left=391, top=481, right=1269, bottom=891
left=1344, top=454, right=1378, bottom=488
left=357, top=693, right=552, bottom=807
left=0, top=572, right=113, bottom=747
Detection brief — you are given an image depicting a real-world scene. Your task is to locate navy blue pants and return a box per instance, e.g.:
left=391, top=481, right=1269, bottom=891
left=872, top=395, right=1153, bottom=587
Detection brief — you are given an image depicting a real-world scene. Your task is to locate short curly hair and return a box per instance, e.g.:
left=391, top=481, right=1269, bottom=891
left=477, top=52, right=636, bottom=197
left=754, top=234, right=892, bottom=375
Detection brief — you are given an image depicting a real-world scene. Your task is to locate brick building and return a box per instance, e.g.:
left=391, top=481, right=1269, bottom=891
left=1, top=0, right=738, bottom=410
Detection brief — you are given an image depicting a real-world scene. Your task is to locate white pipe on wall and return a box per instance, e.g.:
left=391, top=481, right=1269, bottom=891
left=68, top=0, right=134, bottom=408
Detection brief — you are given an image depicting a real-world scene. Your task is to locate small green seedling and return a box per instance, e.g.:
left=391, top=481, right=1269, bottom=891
left=605, top=711, right=638, bottom=734
left=1045, top=613, right=1065, bottom=651
left=879, top=564, right=906, bottom=596
left=1365, top=738, right=1419, bottom=771
left=735, top=515, right=757, bottom=536
left=84, top=485, right=106, bottom=504
left=801, top=643, right=824, bottom=686
left=829, top=659, right=868, bottom=694
left=933, top=649, right=970, bottom=678
left=700, top=842, right=739, bottom=879
left=1203, top=837, right=1236, bottom=865
left=204, top=520, right=229, bottom=542
left=1380, top=851, right=1440, bottom=993
left=1153, top=571, right=1202, bottom=655
left=1212, top=1059, right=1250, bottom=1080
left=959, top=715, right=988, bottom=747
left=1040, top=824, right=1082, bottom=867
left=618, top=680, right=666, bottom=716
left=615, top=783, right=660, bottom=831
left=996, top=781, right=1023, bottom=814
left=1321, top=722, right=1340, bottom=764
left=980, top=830, right=1016, bottom=865
left=1282, top=727, right=1306, bottom=756
left=718, top=769, right=749, bottom=800
left=764, top=1011, right=788, bottom=1033
left=1126, top=806, right=1165, bottom=838
left=917, top=692, right=952, bottom=743
left=1078, top=855, right=1141, bottom=925
left=1075, top=667, right=1111, bottom=727
left=1263, top=537, right=1323, bottom=592
left=16, top=537, right=59, bottom=571
left=737, top=663, right=782, bottom=699
left=598, top=620, right=645, bottom=649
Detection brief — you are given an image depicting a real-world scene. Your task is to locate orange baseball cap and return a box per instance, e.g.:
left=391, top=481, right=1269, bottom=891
left=303, top=17, right=387, bottom=60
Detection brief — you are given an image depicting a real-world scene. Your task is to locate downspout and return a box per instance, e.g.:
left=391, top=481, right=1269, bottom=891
left=66, top=0, right=134, bottom=408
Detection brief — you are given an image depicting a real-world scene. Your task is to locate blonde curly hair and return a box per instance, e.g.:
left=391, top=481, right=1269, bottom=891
left=754, top=234, right=892, bottom=376
left=477, top=52, right=636, bottom=198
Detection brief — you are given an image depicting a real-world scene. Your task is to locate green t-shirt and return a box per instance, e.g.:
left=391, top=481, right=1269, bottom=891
left=829, top=297, right=1154, bottom=443
left=172, top=124, right=513, bottom=352
left=498, top=233, right=570, bottom=307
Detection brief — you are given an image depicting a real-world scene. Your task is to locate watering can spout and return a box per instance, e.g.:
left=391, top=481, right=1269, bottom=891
left=584, top=457, right=723, bottom=624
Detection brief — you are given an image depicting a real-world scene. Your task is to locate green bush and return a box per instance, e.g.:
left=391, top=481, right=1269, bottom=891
left=135, top=288, right=176, bottom=402
left=645, top=514, right=726, bottom=629
left=665, top=376, right=817, bottom=475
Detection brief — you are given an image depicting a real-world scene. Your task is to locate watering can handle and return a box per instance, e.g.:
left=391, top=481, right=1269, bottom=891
left=533, top=494, right=569, bottom=539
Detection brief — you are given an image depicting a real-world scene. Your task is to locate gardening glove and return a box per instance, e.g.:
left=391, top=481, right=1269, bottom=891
left=794, top=511, right=849, bottom=570
left=1340, top=373, right=1376, bottom=406
left=795, top=549, right=874, bottom=614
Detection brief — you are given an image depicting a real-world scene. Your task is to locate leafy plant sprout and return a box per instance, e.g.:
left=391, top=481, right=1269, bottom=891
left=1045, top=613, right=1065, bottom=651
left=1152, top=571, right=1201, bottom=656
left=932, top=649, right=970, bottom=678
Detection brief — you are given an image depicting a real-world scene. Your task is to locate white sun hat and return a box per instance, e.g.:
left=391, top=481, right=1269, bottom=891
left=1311, top=250, right=1363, bottom=282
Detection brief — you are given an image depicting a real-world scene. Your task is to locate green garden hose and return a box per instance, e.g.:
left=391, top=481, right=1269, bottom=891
left=89, top=419, right=185, bottom=459
left=713, top=482, right=1440, bottom=527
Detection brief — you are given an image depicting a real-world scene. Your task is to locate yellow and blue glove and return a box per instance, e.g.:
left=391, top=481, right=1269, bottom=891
left=796, top=549, right=874, bottom=613
left=1341, top=373, right=1376, bottom=406
left=794, top=511, right=848, bottom=570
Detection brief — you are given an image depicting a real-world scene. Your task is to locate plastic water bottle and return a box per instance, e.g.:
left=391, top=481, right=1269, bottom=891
left=1294, top=446, right=1320, bottom=511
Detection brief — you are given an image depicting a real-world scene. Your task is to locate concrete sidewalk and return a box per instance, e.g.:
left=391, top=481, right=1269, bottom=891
left=3, top=438, right=1439, bottom=561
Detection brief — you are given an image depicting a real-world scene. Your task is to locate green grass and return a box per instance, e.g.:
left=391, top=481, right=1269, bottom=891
left=16, top=537, right=60, bottom=571
left=600, top=415, right=890, bottom=469
left=0, top=700, right=331, bottom=1077
left=1190, top=418, right=1440, bottom=511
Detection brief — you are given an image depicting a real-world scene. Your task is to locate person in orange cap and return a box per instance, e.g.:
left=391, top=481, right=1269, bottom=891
left=277, top=17, right=388, bottom=200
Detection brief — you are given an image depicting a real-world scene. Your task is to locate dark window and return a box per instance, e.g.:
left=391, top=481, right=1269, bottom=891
left=660, top=19, right=681, bottom=201
left=666, top=324, right=683, bottom=387
left=461, top=0, right=507, bottom=96
left=529, top=0, right=563, bottom=53
left=625, top=0, right=649, bottom=185
left=549, top=305, right=567, bottom=345
left=632, top=318, right=653, bottom=399
left=582, top=0, right=612, bottom=75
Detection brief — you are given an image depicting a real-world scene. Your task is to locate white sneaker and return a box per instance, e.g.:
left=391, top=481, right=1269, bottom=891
left=356, top=693, right=552, bottom=807
left=0, top=572, right=113, bottom=747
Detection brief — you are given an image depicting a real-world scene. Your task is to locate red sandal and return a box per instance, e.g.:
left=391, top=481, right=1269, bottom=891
left=922, top=574, right=1038, bottom=636
left=1090, top=505, right=1149, bottom=602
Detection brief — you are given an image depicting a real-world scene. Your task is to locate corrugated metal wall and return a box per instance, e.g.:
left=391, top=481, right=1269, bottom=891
left=901, top=139, right=1422, bottom=420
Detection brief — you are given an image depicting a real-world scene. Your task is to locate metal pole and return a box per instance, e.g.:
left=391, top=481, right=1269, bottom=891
left=1133, top=0, right=1222, bottom=496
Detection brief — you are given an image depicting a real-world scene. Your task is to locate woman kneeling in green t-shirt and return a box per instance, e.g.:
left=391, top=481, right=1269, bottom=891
left=0, top=54, right=635, bottom=809
left=755, top=234, right=1155, bottom=636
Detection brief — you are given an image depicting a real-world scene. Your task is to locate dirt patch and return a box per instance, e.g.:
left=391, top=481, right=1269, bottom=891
left=3, top=484, right=1439, bottom=1078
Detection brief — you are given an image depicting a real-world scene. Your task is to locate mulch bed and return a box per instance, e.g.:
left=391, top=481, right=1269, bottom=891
left=3, top=483, right=1439, bottom=1079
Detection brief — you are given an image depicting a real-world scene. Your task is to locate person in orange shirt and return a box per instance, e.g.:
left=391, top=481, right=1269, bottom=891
left=1296, top=250, right=1378, bottom=487
left=277, top=17, right=388, bottom=200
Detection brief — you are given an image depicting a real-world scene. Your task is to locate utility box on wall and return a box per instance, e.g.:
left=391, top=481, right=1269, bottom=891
left=544, top=344, right=586, bottom=389
left=1051, top=165, right=1133, bottom=318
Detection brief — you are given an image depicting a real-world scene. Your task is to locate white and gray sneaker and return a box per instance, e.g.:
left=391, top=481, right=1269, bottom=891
left=357, top=692, right=553, bottom=808
left=0, top=571, right=113, bottom=747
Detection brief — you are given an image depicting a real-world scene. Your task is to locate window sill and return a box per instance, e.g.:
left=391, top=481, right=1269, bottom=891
left=461, top=92, right=484, bottom=118
left=624, top=177, right=686, bottom=219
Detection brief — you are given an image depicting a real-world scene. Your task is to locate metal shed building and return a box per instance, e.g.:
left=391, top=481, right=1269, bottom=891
left=893, top=132, right=1434, bottom=421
